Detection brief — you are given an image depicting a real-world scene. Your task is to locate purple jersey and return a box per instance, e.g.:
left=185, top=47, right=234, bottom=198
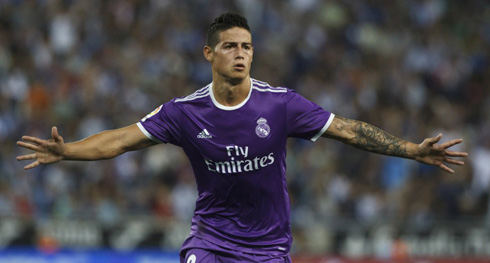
left=137, top=78, right=334, bottom=256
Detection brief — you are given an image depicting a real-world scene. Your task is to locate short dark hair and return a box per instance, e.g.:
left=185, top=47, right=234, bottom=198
left=206, top=12, right=251, bottom=49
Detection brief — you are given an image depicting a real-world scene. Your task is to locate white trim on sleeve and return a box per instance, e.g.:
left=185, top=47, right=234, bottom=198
left=310, top=113, right=335, bottom=142
left=137, top=122, right=163, bottom=143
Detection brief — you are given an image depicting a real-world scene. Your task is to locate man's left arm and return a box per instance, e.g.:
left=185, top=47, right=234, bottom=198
left=321, top=115, right=468, bottom=174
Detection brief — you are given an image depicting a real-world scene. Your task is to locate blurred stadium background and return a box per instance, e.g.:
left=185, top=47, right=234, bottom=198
left=0, top=0, right=489, bottom=262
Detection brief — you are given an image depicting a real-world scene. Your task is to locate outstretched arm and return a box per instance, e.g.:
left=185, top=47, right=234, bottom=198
left=17, top=124, right=157, bottom=170
left=322, top=116, right=468, bottom=173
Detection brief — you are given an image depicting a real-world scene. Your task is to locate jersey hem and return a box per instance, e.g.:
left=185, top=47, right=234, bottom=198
left=137, top=122, right=164, bottom=143
left=310, top=113, right=335, bottom=142
left=182, top=234, right=290, bottom=258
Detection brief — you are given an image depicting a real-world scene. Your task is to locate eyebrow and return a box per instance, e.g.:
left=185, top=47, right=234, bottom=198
left=222, top=41, right=253, bottom=46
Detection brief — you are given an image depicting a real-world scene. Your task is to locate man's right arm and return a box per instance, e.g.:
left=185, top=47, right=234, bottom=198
left=17, top=124, right=157, bottom=170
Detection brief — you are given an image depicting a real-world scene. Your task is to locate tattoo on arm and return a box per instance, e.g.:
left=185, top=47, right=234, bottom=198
left=330, top=117, right=409, bottom=158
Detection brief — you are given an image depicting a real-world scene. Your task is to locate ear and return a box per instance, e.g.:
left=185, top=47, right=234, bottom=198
left=203, top=46, right=213, bottom=62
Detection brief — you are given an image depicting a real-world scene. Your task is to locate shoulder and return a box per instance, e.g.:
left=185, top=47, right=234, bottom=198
left=150, top=84, right=211, bottom=119
left=173, top=84, right=211, bottom=104
left=251, top=79, right=289, bottom=94
left=251, top=79, right=305, bottom=105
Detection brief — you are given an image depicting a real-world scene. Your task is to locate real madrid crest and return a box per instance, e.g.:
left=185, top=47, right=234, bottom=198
left=255, top=117, right=271, bottom=138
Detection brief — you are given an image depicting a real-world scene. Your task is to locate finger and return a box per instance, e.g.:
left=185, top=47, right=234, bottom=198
left=24, top=160, right=40, bottom=170
left=21, top=136, right=45, bottom=145
left=16, top=153, right=37, bottom=161
left=445, top=150, right=468, bottom=157
left=439, top=163, right=454, bottom=174
left=427, top=133, right=443, bottom=145
left=444, top=158, right=464, bottom=166
left=52, top=126, right=62, bottom=142
left=440, top=138, right=463, bottom=149
left=17, top=141, right=41, bottom=152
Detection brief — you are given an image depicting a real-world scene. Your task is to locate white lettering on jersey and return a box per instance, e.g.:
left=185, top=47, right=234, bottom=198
left=205, top=145, right=274, bottom=174
left=226, top=145, right=248, bottom=158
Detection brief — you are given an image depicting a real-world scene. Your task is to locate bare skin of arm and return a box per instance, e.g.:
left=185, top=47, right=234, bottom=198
left=17, top=124, right=157, bottom=170
left=322, top=116, right=468, bottom=174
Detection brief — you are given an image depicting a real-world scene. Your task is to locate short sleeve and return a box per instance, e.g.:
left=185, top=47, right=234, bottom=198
left=286, top=90, right=335, bottom=141
left=137, top=101, right=182, bottom=146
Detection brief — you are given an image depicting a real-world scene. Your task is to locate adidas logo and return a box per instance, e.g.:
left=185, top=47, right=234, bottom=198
left=197, top=129, right=212, bottom=139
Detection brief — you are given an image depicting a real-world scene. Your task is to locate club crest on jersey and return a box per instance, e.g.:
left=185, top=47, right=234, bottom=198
left=255, top=118, right=270, bottom=138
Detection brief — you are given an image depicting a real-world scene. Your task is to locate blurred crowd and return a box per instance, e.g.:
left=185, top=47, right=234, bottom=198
left=0, top=0, right=489, bottom=251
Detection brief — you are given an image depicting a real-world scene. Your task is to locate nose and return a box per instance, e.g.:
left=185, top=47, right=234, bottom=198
left=235, top=46, right=244, bottom=59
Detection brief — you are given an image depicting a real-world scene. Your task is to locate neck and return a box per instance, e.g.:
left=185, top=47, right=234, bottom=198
left=212, top=76, right=251, bottom=107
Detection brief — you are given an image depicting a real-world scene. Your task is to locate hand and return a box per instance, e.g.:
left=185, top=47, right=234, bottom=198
left=16, top=127, right=66, bottom=170
left=415, top=133, right=468, bottom=174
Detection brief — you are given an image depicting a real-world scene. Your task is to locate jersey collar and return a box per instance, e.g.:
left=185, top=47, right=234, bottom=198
left=209, top=79, right=253, bottom=111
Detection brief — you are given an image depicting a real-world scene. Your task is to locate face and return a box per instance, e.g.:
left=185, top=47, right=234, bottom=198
left=204, top=27, right=253, bottom=82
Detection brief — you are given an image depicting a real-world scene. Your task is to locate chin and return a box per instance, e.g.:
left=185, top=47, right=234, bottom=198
left=228, top=70, right=247, bottom=77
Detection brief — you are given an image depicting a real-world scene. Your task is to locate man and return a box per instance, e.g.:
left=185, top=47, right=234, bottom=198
left=17, top=12, right=467, bottom=263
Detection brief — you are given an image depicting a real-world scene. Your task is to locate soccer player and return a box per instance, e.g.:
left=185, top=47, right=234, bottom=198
left=17, top=12, right=467, bottom=263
